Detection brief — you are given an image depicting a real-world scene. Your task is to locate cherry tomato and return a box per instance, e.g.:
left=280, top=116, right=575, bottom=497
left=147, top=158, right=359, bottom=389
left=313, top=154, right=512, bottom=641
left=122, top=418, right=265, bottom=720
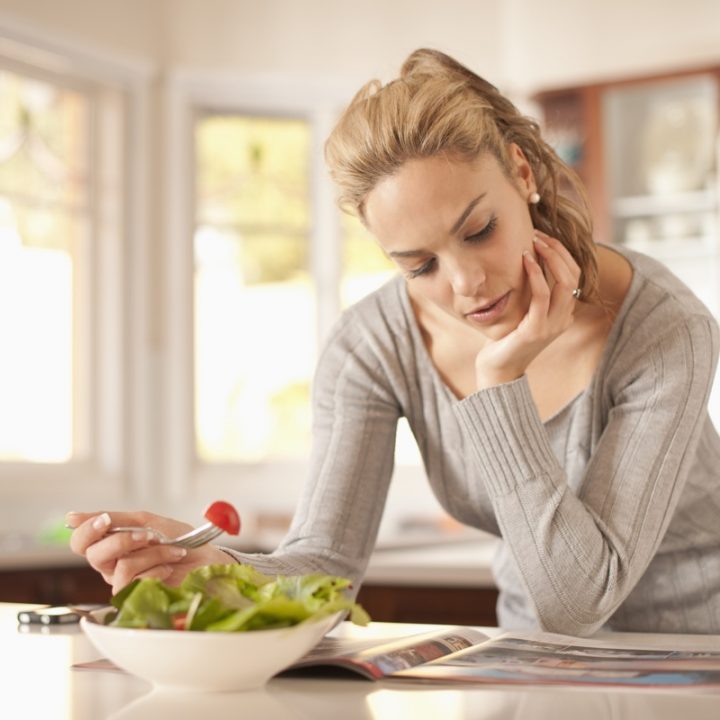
left=172, top=613, right=187, bottom=631
left=204, top=500, right=241, bottom=535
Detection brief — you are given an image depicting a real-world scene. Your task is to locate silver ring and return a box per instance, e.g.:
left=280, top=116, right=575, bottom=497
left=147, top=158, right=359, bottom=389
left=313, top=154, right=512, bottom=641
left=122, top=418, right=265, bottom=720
left=572, top=287, right=582, bottom=299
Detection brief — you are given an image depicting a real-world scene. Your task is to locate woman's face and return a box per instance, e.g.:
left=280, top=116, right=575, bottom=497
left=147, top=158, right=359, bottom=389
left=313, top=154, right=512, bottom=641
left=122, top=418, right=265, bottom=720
left=364, top=147, right=537, bottom=340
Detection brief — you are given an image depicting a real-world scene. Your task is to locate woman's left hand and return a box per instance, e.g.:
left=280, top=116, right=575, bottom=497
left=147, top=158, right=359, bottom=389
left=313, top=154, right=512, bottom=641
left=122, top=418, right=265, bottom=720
left=474, top=229, right=582, bottom=389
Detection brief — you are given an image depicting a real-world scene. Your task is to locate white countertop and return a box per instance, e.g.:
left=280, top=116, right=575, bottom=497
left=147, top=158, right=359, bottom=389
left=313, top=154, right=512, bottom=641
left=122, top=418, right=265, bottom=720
left=3, top=603, right=720, bottom=720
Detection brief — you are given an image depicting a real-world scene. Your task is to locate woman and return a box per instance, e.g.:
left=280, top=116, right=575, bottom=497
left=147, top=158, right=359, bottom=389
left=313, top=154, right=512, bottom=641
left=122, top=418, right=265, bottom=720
left=68, top=49, right=720, bottom=636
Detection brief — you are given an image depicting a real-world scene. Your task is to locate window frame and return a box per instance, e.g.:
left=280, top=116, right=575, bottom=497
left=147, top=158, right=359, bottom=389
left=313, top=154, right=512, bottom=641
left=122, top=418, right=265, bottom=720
left=0, top=21, right=153, bottom=509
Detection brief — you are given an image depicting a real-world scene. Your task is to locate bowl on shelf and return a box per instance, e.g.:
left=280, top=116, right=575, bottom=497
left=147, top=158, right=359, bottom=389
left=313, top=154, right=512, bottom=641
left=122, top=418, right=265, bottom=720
left=81, top=607, right=342, bottom=692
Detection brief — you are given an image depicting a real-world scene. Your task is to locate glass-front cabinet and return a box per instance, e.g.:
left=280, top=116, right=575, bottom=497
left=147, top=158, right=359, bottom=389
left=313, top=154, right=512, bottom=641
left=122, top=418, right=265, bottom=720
left=602, top=74, right=719, bottom=312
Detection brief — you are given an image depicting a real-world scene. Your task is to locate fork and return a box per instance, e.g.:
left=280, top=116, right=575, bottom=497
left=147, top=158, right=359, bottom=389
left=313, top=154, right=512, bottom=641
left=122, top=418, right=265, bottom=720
left=107, top=522, right=223, bottom=549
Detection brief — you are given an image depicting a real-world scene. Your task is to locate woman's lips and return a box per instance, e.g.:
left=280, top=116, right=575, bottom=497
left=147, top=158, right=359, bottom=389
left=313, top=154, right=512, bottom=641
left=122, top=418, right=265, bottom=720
left=464, top=292, right=510, bottom=325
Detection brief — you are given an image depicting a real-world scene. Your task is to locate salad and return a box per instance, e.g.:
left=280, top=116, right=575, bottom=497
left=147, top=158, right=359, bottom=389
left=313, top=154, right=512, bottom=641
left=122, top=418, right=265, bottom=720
left=106, top=563, right=370, bottom=632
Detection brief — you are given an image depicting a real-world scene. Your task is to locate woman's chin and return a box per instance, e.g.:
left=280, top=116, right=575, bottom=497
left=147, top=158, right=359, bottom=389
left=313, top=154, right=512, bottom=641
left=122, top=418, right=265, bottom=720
left=466, top=315, right=520, bottom=341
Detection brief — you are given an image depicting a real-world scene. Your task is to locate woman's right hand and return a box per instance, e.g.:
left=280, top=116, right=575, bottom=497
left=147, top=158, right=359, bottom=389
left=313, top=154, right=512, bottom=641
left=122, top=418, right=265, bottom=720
left=66, top=510, right=235, bottom=595
left=473, top=231, right=582, bottom=390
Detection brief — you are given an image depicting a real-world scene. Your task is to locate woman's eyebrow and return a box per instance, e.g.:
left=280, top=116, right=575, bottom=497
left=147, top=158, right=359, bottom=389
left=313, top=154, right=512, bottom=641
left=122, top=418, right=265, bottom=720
left=389, top=249, right=426, bottom=259
left=388, top=192, right=488, bottom=259
left=450, top=192, right=486, bottom=235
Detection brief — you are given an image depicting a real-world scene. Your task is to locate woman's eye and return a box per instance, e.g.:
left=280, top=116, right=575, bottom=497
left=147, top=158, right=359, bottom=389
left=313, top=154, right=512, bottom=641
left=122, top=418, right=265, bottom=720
left=465, top=216, right=497, bottom=243
left=404, top=217, right=497, bottom=279
left=407, top=258, right=436, bottom=279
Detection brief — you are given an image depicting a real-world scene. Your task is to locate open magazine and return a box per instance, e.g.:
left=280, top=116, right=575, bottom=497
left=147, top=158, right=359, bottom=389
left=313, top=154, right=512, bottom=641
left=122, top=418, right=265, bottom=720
left=283, top=626, right=720, bottom=690
left=75, top=625, right=720, bottom=691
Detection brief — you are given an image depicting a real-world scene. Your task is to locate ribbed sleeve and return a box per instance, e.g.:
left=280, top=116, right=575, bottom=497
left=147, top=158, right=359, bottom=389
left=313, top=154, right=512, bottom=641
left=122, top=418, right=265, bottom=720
left=454, top=376, right=561, bottom=496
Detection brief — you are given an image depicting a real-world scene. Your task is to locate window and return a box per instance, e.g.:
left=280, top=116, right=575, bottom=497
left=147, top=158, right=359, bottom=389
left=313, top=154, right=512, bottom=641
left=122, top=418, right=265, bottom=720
left=194, top=114, right=314, bottom=462
left=0, top=67, right=91, bottom=463
left=0, top=33, right=146, bottom=502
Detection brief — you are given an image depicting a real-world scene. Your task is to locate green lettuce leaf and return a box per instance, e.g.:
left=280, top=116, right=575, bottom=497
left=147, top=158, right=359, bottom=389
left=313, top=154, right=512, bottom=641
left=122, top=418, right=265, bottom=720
left=111, top=578, right=177, bottom=629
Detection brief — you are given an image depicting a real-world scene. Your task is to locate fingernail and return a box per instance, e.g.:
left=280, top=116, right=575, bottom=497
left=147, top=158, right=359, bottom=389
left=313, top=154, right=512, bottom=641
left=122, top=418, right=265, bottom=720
left=523, top=250, right=535, bottom=261
left=92, top=513, right=111, bottom=531
left=532, top=236, right=548, bottom=247
left=131, top=529, right=153, bottom=542
left=169, top=546, right=188, bottom=558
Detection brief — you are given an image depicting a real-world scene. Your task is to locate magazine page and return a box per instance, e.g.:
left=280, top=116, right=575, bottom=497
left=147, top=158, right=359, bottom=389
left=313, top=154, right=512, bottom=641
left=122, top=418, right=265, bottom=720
left=390, top=631, right=720, bottom=690
left=287, top=626, right=490, bottom=680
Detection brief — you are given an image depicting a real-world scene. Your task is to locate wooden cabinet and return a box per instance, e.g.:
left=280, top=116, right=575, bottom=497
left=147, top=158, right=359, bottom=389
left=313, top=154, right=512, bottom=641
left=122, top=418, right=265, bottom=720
left=356, top=584, right=498, bottom=626
left=0, top=565, right=112, bottom=605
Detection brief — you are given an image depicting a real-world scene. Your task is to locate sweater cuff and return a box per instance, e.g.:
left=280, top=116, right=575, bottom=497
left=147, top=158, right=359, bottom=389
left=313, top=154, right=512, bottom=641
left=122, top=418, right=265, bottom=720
left=453, top=375, right=561, bottom=496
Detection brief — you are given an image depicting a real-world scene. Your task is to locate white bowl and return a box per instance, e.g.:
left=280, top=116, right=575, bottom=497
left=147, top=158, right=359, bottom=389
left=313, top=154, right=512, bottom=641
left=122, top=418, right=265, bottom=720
left=81, top=608, right=342, bottom=692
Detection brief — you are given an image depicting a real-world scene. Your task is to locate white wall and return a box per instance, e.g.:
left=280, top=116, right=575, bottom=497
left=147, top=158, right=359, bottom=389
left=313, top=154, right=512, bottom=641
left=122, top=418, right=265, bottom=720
left=161, top=0, right=720, bottom=92
left=502, top=0, right=720, bottom=93
left=162, top=0, right=506, bottom=85
left=0, top=0, right=162, bottom=66
left=3, top=0, right=720, bottom=92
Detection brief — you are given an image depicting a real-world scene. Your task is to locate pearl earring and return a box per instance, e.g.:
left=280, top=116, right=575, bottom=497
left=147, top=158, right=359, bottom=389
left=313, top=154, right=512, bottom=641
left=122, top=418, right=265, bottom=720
left=529, top=192, right=540, bottom=205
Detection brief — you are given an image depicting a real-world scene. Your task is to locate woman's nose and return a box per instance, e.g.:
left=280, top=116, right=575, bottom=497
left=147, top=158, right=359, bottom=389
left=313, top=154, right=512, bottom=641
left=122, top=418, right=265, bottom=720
left=448, top=261, right=485, bottom=297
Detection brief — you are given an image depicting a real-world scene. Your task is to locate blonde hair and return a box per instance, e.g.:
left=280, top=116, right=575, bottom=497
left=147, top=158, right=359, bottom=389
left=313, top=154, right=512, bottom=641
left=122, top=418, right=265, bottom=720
left=325, top=48, right=599, bottom=302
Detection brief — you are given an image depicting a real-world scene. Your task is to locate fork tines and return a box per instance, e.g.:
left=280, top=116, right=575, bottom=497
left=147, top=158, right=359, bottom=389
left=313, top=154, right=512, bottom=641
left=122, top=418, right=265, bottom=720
left=173, top=524, right=223, bottom=548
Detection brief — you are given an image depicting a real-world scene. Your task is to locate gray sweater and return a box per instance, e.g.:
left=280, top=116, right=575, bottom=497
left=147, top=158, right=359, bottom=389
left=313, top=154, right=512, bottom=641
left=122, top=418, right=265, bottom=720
left=226, top=246, right=720, bottom=636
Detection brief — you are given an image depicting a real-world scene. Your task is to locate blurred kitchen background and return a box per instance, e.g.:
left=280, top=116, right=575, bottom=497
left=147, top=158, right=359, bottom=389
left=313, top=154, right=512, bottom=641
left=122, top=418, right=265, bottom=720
left=1, top=0, right=719, bottom=620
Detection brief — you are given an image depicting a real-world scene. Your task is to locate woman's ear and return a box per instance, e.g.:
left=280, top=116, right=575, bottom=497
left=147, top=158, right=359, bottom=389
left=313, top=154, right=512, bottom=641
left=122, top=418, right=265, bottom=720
left=509, top=143, right=534, bottom=193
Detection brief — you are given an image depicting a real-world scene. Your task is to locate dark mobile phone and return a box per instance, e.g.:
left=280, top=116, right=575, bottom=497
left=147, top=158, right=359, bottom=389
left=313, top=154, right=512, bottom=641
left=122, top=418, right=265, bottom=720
left=17, top=605, right=94, bottom=625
